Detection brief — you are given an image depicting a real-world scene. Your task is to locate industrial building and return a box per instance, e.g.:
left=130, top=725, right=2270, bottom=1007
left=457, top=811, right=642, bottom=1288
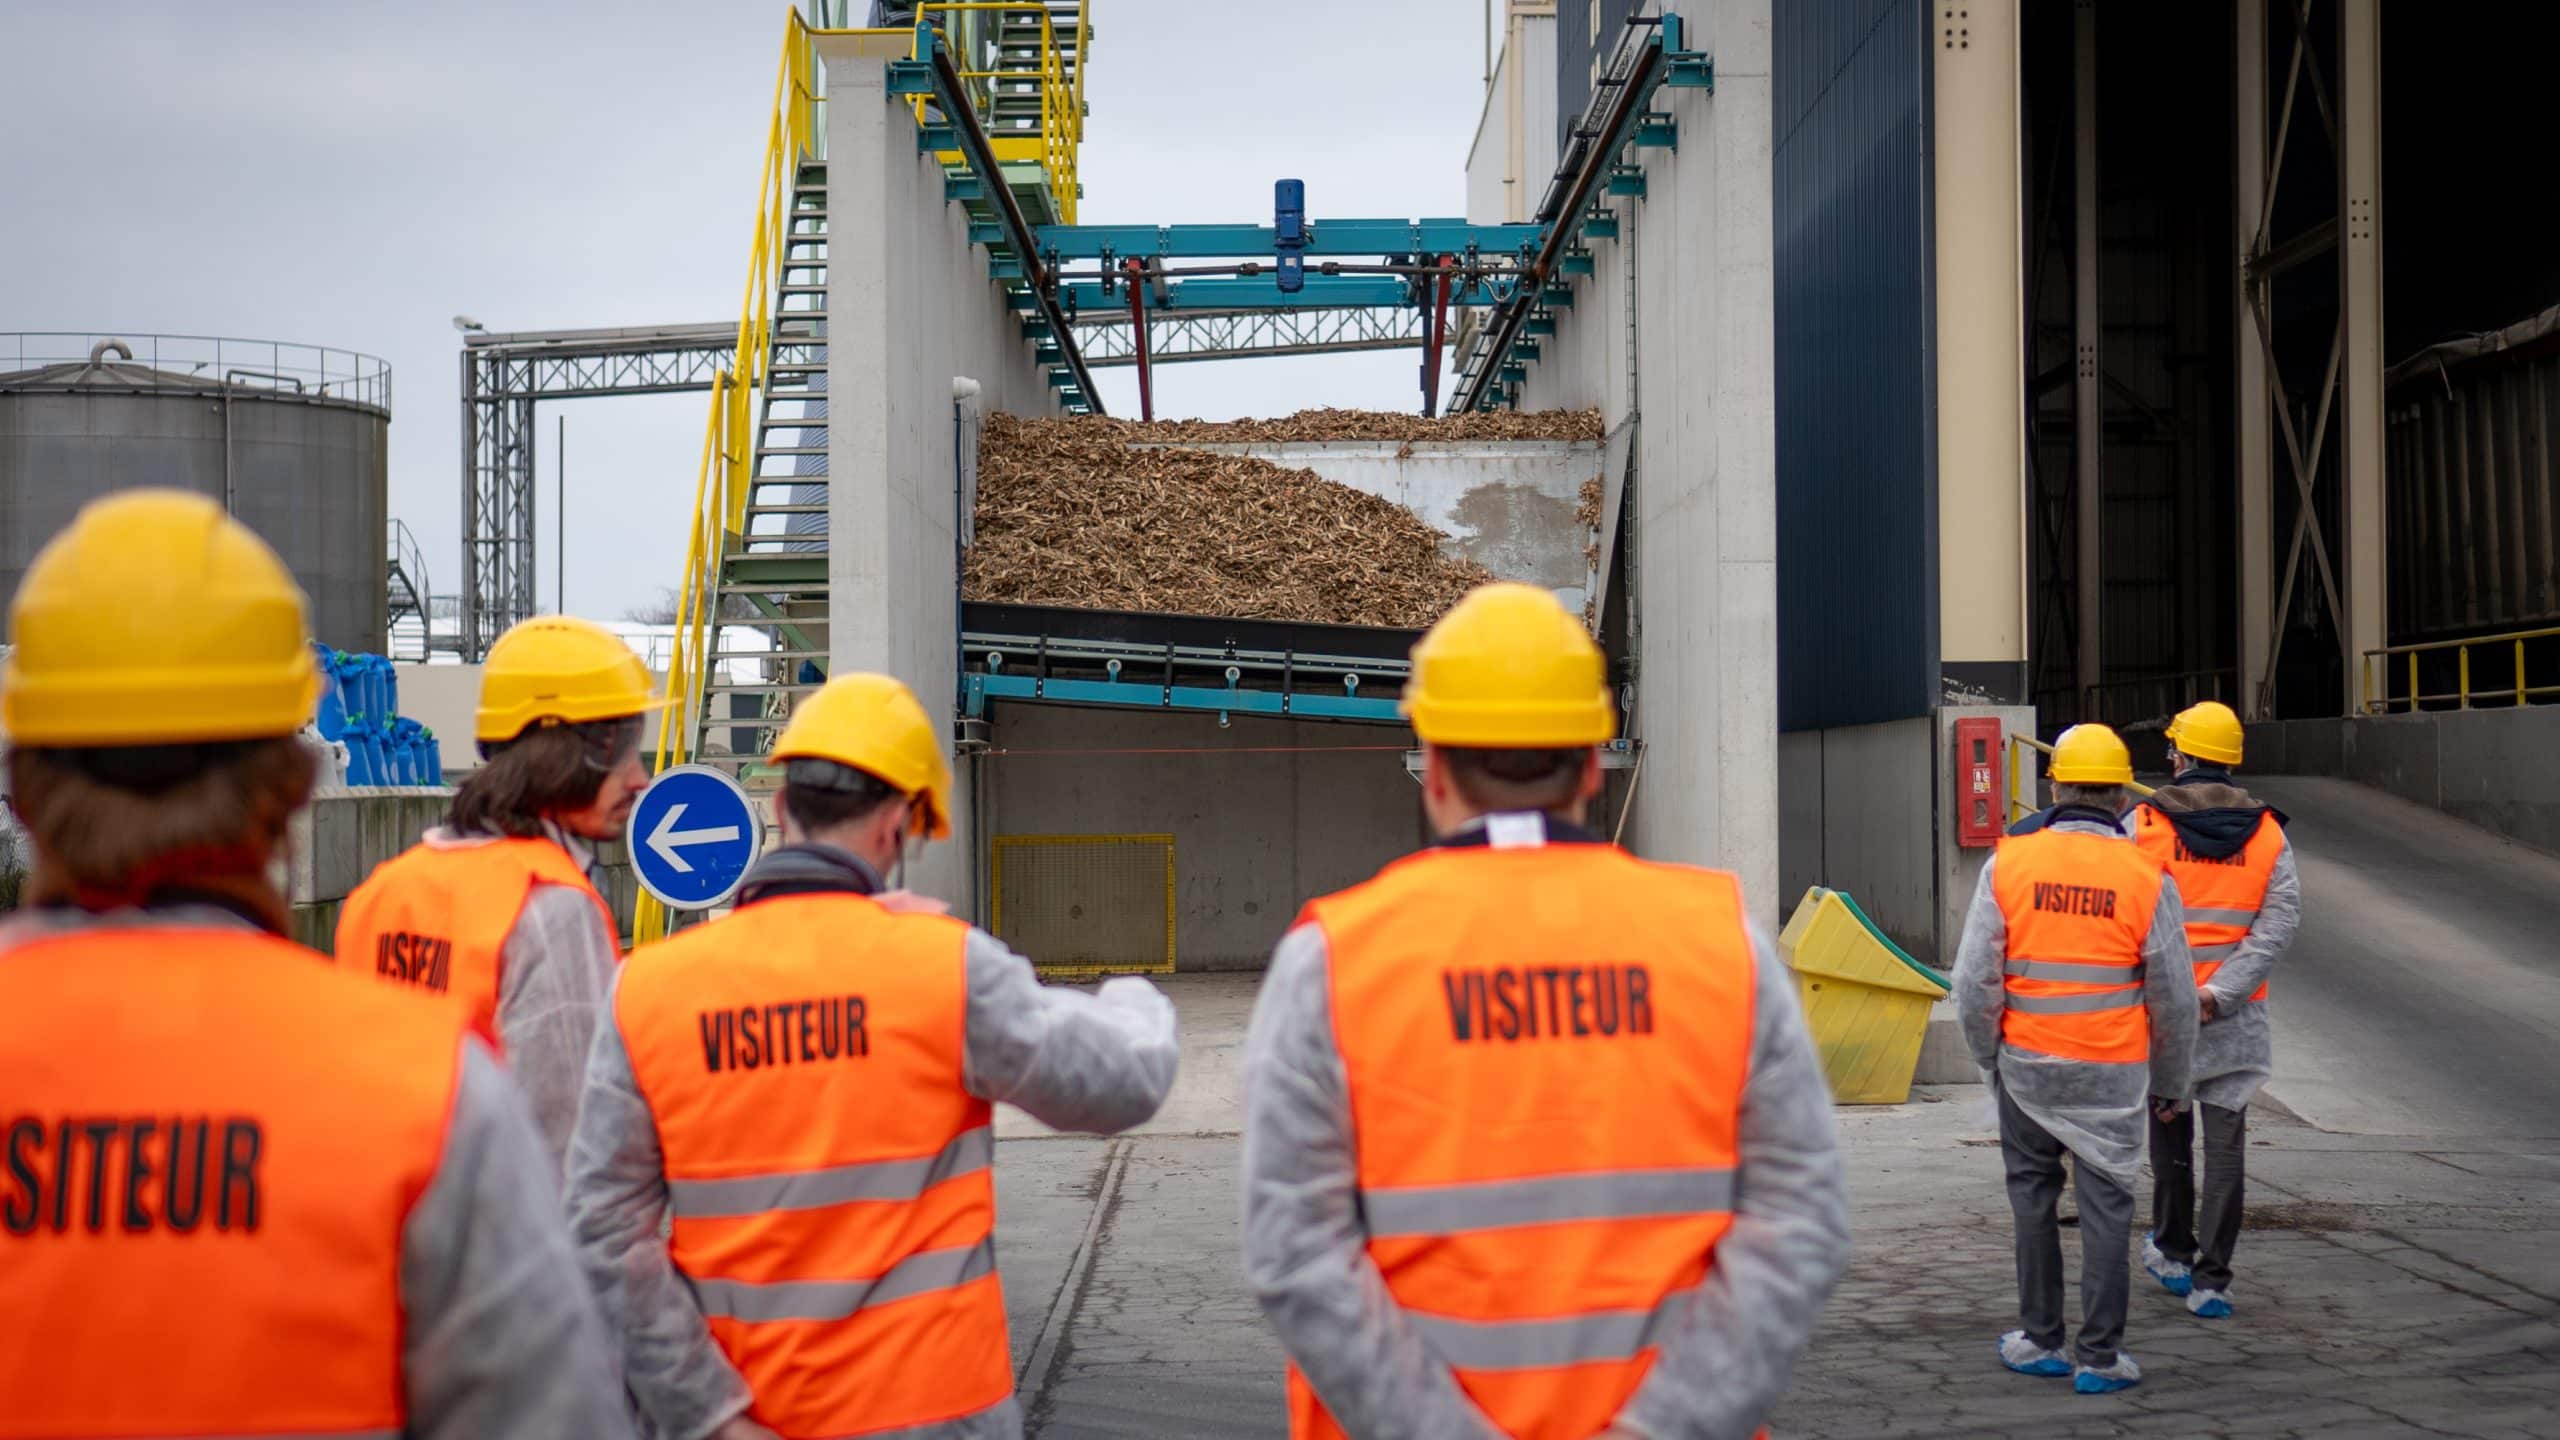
left=14, top=2, right=2548, bottom=977
left=417, top=0, right=2560, bottom=970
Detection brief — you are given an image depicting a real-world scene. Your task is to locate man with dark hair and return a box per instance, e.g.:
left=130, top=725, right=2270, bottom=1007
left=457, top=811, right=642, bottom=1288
left=1241, top=582, right=1850, bottom=1440
left=568, top=672, right=1178, bottom=1440
left=2131, top=702, right=2297, bottom=1321
left=335, top=615, right=663, bottom=1178
left=0, top=490, right=629, bottom=1436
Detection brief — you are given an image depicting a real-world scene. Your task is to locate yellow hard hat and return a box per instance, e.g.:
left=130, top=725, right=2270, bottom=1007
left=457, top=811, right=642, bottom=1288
left=3, top=489, right=321, bottom=746
left=475, top=615, right=666, bottom=743
left=2048, top=723, right=2134, bottom=786
left=2164, top=700, right=2244, bottom=767
left=1401, top=582, right=1615, bottom=748
left=770, top=672, right=953, bottom=840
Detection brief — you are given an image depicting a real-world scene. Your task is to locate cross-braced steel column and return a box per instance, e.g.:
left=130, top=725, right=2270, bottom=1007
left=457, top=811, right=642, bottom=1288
left=462, top=366, right=536, bottom=662
left=2238, top=0, right=2384, bottom=717
left=2234, top=0, right=2275, bottom=717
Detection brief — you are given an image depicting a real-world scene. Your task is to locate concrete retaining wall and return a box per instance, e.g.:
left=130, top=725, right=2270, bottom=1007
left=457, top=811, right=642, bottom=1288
left=2244, top=708, right=2560, bottom=855
left=973, top=705, right=1419, bottom=969
left=1512, top=0, right=1780, bottom=919
left=1149, top=440, right=1603, bottom=614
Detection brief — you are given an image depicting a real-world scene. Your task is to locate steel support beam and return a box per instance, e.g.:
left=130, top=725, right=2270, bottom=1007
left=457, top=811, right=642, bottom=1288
left=2340, top=0, right=2387, bottom=712
left=1059, top=274, right=1502, bottom=313
left=1035, top=219, right=1545, bottom=261
left=459, top=323, right=740, bottom=659
left=2073, top=0, right=2104, bottom=703
left=1071, top=307, right=1437, bottom=366
left=2235, top=0, right=2275, bottom=717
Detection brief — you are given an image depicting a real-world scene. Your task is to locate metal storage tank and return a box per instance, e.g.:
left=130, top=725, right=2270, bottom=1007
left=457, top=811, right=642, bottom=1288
left=1, top=333, right=390, bottom=656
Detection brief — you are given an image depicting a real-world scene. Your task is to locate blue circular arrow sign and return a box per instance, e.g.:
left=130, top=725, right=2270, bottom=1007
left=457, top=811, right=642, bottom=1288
left=626, top=764, right=763, bottom=912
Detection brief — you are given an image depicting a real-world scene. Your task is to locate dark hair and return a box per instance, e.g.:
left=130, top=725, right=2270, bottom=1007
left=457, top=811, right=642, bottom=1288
left=1441, top=746, right=1590, bottom=814
left=450, top=719, right=637, bottom=838
left=779, top=757, right=905, bottom=835
left=6, top=736, right=314, bottom=929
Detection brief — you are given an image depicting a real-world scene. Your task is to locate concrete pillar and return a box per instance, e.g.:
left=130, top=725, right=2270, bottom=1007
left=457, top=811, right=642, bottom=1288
left=2234, top=0, right=2274, bottom=718
left=1931, top=0, right=2028, bottom=705
left=2339, top=0, right=2388, bottom=712
left=2072, top=0, right=2103, bottom=710
left=817, top=30, right=1057, bottom=907
left=822, top=38, right=904, bottom=677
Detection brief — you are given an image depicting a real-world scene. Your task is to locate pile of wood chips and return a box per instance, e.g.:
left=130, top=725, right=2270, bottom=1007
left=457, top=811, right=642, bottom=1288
left=964, top=410, right=1600, bottom=627
left=1081, top=407, right=1608, bottom=445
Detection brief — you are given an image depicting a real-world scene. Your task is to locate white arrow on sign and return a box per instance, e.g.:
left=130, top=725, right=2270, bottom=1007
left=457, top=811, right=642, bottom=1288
left=645, top=802, right=743, bottom=876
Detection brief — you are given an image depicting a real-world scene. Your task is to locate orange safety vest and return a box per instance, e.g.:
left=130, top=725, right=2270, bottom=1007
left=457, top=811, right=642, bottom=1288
left=1992, top=829, right=2166, bottom=1063
left=334, top=834, right=619, bottom=1045
left=0, top=924, right=464, bottom=1438
left=615, top=891, right=1010, bottom=1438
left=1289, top=840, right=1758, bottom=1440
left=2131, top=804, right=2283, bottom=1002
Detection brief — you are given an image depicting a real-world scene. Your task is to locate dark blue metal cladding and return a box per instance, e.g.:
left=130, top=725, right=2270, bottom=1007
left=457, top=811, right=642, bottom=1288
left=1775, top=0, right=1938, bottom=732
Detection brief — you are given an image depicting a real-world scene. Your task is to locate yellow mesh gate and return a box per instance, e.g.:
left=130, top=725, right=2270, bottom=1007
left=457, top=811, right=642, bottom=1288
left=989, top=833, right=1176, bottom=977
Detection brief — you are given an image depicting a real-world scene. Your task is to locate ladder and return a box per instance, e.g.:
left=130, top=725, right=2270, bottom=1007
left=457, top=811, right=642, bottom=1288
left=987, top=4, right=1085, bottom=142
left=690, top=158, right=834, bottom=782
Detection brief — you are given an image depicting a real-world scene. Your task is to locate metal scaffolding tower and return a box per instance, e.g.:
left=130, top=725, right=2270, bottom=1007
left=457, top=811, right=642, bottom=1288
left=459, top=323, right=737, bottom=659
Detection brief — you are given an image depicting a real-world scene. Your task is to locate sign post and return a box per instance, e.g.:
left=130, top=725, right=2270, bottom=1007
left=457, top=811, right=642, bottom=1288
left=626, top=763, right=762, bottom=912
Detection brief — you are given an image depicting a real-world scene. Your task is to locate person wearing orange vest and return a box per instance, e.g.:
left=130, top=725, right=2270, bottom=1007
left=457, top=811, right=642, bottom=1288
left=1953, top=723, right=2197, bottom=1395
left=335, top=614, right=660, bottom=1179
left=1240, top=583, right=1850, bottom=1440
left=2129, top=702, right=2296, bottom=1322
left=565, top=672, right=1179, bottom=1440
left=0, top=490, right=630, bottom=1439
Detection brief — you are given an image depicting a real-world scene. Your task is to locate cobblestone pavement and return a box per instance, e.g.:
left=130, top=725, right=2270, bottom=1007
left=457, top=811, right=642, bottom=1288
left=1778, top=1092, right=2560, bottom=1438
left=990, top=978, right=2560, bottom=1438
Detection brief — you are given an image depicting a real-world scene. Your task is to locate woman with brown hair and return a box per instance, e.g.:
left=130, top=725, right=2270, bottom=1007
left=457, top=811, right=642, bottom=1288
left=0, top=489, right=628, bottom=1436
left=336, top=613, right=661, bottom=1179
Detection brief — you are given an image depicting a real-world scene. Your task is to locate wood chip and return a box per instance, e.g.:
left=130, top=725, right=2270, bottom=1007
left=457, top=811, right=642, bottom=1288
left=962, top=410, right=1595, bottom=628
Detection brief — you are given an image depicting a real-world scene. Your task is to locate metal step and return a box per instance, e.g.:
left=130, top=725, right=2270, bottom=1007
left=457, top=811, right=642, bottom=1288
left=756, top=445, right=827, bottom=457
left=747, top=503, right=830, bottom=515
left=707, top=680, right=824, bottom=697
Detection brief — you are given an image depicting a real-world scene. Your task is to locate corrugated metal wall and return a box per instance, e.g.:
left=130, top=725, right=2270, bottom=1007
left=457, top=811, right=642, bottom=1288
left=2388, top=325, right=2560, bottom=642
left=1774, top=0, right=1937, bottom=732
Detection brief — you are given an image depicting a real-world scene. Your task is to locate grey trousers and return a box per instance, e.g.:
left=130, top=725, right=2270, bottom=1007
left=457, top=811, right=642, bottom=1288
left=1998, top=1081, right=2134, bottom=1367
left=2151, top=1101, right=2248, bottom=1291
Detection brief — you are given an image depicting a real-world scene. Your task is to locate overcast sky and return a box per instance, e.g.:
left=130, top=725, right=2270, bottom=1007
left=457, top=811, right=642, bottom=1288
left=1, top=1, right=1494, bottom=622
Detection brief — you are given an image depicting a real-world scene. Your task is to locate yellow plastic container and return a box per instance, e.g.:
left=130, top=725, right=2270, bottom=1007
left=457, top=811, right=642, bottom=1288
left=1778, top=886, right=1951, bottom=1105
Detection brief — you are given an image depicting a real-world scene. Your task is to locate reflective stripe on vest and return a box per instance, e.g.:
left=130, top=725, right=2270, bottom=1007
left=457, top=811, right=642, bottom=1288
left=0, top=925, right=463, bottom=1436
left=2132, top=806, right=2283, bottom=1002
left=333, top=835, right=619, bottom=1046
left=1992, top=830, right=2165, bottom=1064
left=615, top=892, right=1011, bottom=1438
left=1288, top=843, right=1756, bottom=1440
left=669, top=1126, right=994, bottom=1219
left=690, top=1237, right=996, bottom=1322
left=1361, top=1165, right=1736, bottom=1238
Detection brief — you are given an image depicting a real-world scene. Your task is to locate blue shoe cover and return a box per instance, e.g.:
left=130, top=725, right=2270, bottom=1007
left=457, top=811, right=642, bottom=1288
left=2074, top=1354, right=2143, bottom=1394
left=1997, top=1331, right=2071, bottom=1377
left=2142, top=1232, right=2194, bottom=1297
left=2188, top=1288, right=2233, bottom=1319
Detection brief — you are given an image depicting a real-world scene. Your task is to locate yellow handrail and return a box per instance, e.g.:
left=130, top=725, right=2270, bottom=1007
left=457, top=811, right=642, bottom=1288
left=915, top=2, right=1080, bottom=222
left=2005, top=733, right=2157, bottom=825
left=2359, top=623, right=2560, bottom=714
left=634, top=10, right=834, bottom=946
left=634, top=6, right=1084, bottom=944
